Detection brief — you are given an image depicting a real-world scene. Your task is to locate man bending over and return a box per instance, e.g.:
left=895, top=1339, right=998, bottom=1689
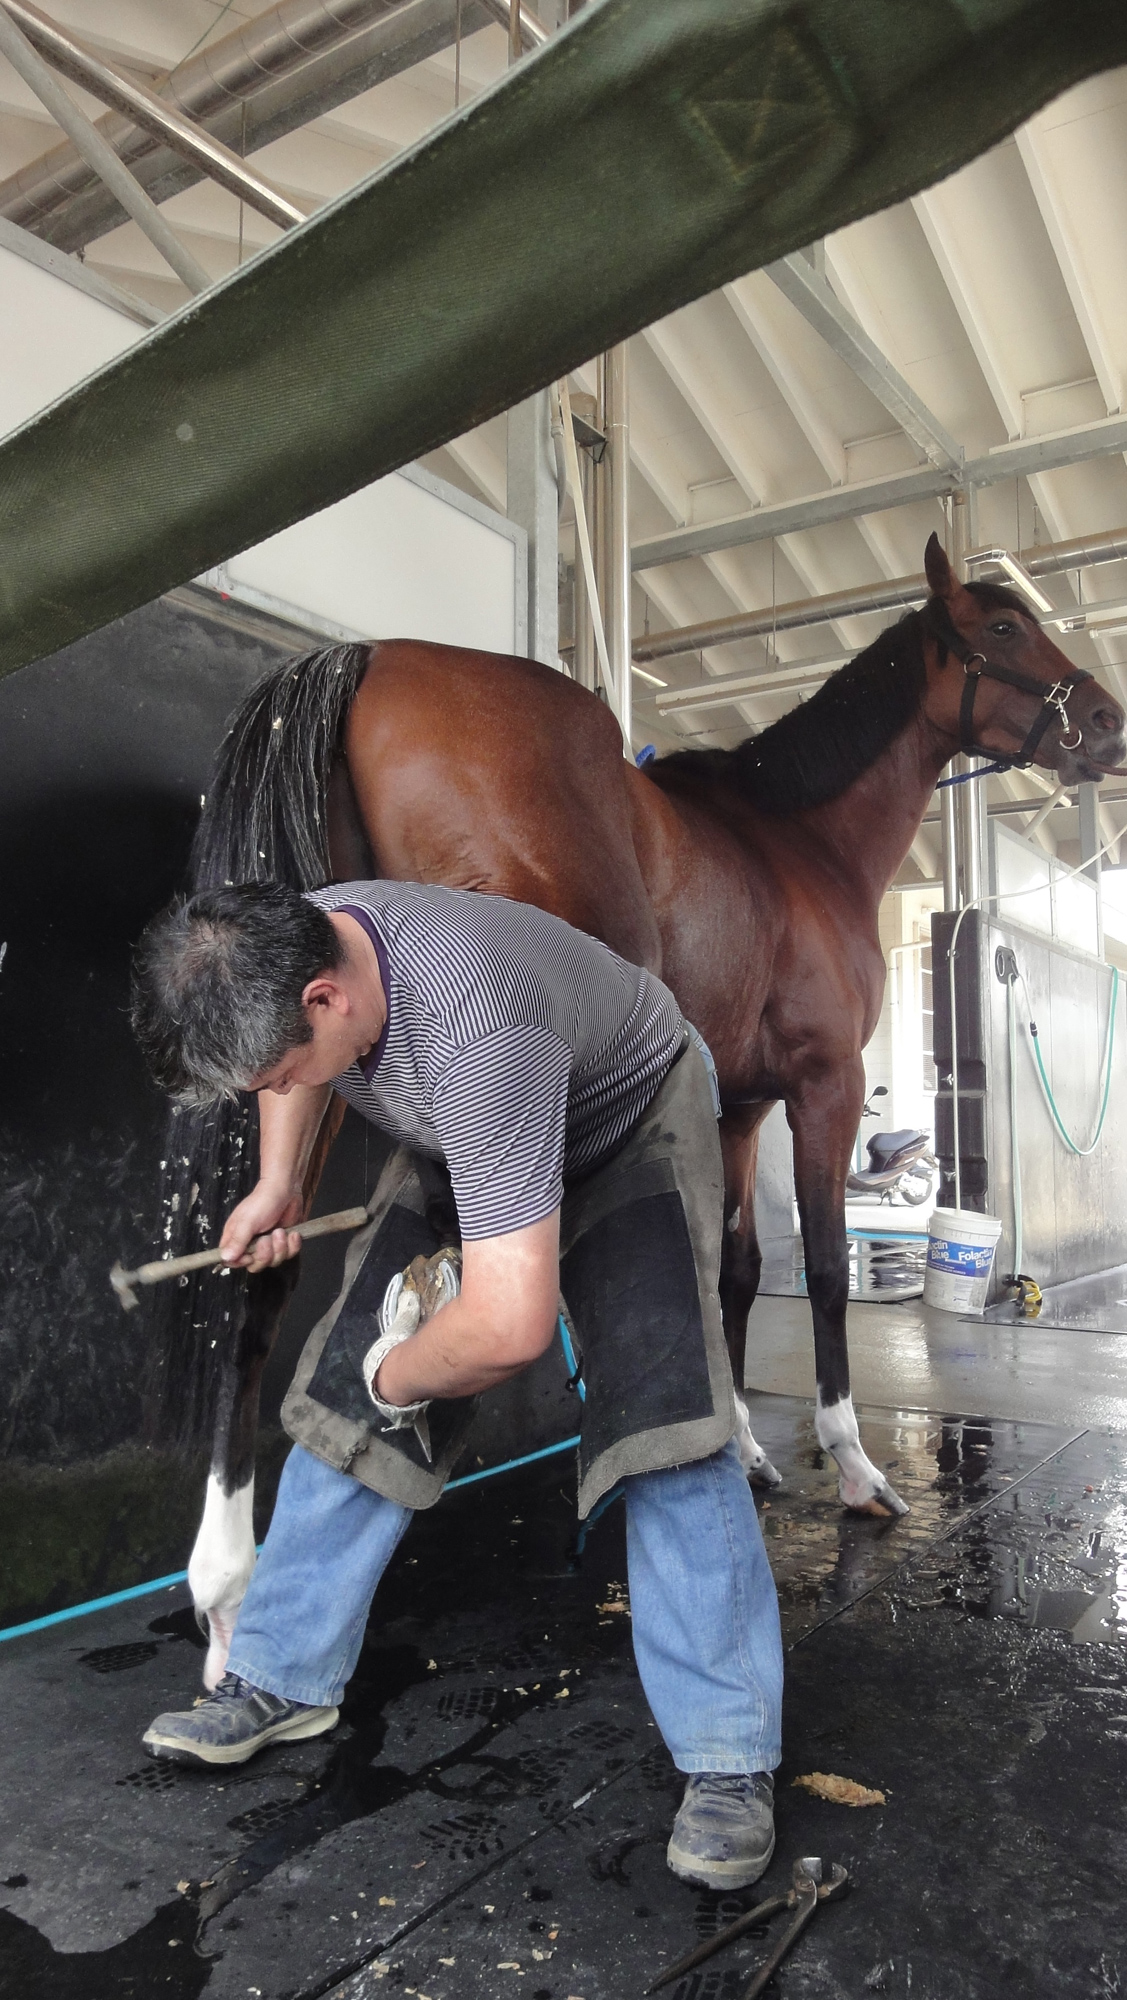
left=130, top=879, right=783, bottom=1890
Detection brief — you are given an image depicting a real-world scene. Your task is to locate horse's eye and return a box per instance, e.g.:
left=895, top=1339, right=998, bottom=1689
left=990, top=620, right=1016, bottom=637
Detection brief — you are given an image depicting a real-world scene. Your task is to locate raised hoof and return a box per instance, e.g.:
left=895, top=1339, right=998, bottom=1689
left=749, top=1457, right=784, bottom=1491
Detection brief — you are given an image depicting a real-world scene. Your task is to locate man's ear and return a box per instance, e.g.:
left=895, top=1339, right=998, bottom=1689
left=924, top=531, right=957, bottom=600
left=301, top=973, right=349, bottom=1014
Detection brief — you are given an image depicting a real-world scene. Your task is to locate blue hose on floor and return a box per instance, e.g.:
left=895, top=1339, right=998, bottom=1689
left=0, top=1317, right=601, bottom=1645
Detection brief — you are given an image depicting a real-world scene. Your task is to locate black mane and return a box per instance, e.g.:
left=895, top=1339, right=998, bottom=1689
left=651, top=582, right=1035, bottom=815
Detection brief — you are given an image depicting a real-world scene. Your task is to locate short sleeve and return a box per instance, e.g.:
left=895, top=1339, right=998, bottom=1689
left=430, top=1024, right=571, bottom=1239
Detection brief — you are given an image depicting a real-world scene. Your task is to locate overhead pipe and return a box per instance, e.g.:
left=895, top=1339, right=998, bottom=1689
left=1, top=0, right=306, bottom=231
left=633, top=522, right=1127, bottom=665
left=634, top=574, right=929, bottom=664
left=0, top=3, right=209, bottom=291
left=0, top=0, right=497, bottom=250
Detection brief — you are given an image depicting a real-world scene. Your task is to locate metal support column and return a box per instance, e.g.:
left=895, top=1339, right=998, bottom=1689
left=941, top=781, right=960, bottom=911
left=0, top=4, right=208, bottom=294
left=946, top=490, right=987, bottom=908
left=573, top=438, right=597, bottom=691
left=1079, top=780, right=1105, bottom=954
left=506, top=392, right=559, bottom=667
left=602, top=342, right=632, bottom=749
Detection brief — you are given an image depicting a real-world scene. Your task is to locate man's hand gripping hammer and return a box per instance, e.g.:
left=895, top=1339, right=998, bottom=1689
left=108, top=1205, right=370, bottom=1311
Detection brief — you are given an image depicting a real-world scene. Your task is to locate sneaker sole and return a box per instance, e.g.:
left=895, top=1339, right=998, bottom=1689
left=666, top=1828, right=776, bottom=1891
left=142, top=1704, right=340, bottom=1768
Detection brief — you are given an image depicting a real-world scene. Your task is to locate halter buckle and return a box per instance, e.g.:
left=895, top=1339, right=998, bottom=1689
left=1046, top=679, right=1083, bottom=750
left=963, top=653, right=987, bottom=677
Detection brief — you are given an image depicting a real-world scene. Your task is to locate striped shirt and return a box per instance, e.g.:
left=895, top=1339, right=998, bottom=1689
left=306, top=880, right=684, bottom=1240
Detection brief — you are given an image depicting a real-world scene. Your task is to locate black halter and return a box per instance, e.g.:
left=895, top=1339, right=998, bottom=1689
left=922, top=597, right=1091, bottom=770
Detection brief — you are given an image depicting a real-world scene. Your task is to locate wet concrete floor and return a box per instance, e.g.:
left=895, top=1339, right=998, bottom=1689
left=982, top=1262, right=1127, bottom=1335
left=1, top=1392, right=1125, bottom=1999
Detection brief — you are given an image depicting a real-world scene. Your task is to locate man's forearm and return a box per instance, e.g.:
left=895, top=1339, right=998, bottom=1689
left=258, top=1082, right=333, bottom=1194
left=376, top=1295, right=551, bottom=1403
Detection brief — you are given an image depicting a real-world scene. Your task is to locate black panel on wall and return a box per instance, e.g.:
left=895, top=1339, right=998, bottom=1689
left=0, top=592, right=576, bottom=1627
left=0, top=592, right=371, bottom=1475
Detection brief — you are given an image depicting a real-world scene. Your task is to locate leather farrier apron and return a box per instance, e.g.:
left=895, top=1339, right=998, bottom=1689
left=281, top=1042, right=738, bottom=1516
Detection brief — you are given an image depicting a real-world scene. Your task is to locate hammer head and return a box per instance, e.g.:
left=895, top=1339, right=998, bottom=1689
left=109, top=1262, right=140, bottom=1312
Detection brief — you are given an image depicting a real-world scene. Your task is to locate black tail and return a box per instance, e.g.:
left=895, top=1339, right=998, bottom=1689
left=146, top=642, right=372, bottom=1449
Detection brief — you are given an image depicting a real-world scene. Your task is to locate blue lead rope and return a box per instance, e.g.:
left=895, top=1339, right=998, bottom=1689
left=557, top=1311, right=586, bottom=1401
left=936, top=759, right=1011, bottom=787
left=557, top=1312, right=624, bottom=1552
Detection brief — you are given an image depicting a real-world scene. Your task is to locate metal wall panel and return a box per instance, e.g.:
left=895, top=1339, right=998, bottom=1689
left=933, top=909, right=1127, bottom=1296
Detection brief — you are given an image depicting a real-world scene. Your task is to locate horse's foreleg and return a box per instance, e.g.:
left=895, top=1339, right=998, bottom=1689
left=190, top=1266, right=296, bottom=1687
left=190, top=1094, right=347, bottom=1687
left=788, top=1070, right=909, bottom=1518
left=719, top=1103, right=781, bottom=1489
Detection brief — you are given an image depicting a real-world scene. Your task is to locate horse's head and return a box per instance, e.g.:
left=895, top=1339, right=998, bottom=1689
left=920, top=531, right=1125, bottom=783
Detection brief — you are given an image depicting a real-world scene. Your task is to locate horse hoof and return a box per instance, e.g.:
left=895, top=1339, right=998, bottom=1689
left=749, top=1457, right=784, bottom=1490
left=843, top=1481, right=909, bottom=1519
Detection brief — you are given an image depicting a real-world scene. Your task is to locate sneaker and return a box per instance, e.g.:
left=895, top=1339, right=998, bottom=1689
left=666, top=1771, right=775, bottom=1889
left=143, top=1672, right=339, bottom=1768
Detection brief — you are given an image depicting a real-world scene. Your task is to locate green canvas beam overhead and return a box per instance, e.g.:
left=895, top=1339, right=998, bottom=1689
left=2, top=0, right=1126, bottom=677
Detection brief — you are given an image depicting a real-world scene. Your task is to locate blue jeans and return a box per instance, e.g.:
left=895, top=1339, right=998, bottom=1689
left=227, top=1438, right=782, bottom=1774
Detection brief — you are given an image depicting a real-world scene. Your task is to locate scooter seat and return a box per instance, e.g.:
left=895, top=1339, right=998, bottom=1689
left=868, top=1128, right=923, bottom=1162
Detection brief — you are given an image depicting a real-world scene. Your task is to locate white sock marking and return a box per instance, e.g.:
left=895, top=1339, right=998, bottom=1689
left=187, top=1472, right=256, bottom=1690
left=815, top=1391, right=893, bottom=1511
left=733, top=1394, right=783, bottom=1487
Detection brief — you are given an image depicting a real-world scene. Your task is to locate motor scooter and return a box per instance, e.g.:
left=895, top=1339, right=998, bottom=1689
left=846, top=1086, right=937, bottom=1205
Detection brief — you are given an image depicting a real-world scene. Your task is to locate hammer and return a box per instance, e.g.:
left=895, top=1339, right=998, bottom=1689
left=109, top=1205, right=369, bottom=1311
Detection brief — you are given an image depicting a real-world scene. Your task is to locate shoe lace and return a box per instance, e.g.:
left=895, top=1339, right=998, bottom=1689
left=207, top=1672, right=254, bottom=1705
left=693, top=1771, right=768, bottom=1799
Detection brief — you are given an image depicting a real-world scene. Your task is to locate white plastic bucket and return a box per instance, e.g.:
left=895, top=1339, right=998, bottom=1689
left=923, top=1207, right=1003, bottom=1315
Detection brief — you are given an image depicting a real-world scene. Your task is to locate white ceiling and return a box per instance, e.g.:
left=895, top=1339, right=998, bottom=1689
left=2, top=3, right=1127, bottom=869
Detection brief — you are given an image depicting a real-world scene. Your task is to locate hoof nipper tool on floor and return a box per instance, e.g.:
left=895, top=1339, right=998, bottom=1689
left=109, top=1205, right=370, bottom=1310
left=647, top=1855, right=849, bottom=1996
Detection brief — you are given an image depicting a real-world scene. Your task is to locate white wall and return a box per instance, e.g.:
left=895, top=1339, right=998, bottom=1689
left=0, top=239, right=143, bottom=441
left=203, top=465, right=525, bottom=656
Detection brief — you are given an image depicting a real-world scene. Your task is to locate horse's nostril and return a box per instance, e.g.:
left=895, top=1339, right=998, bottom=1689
left=1092, top=708, right=1123, bottom=736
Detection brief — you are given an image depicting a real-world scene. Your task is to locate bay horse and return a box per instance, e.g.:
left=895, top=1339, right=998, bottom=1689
left=149, top=533, right=1125, bottom=1688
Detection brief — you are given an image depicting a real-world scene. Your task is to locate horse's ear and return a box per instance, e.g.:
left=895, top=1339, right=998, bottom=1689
left=924, top=531, right=956, bottom=599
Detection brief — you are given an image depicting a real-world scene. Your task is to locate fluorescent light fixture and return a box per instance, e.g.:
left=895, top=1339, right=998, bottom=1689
left=631, top=665, right=667, bottom=687
left=965, top=547, right=1056, bottom=616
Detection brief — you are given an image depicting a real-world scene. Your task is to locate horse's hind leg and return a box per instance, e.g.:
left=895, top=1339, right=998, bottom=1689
left=788, top=1067, right=909, bottom=1518
left=189, top=1094, right=347, bottom=1687
left=719, top=1104, right=781, bottom=1489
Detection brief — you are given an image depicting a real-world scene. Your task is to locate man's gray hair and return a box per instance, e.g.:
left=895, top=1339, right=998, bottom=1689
left=131, top=882, right=343, bottom=1104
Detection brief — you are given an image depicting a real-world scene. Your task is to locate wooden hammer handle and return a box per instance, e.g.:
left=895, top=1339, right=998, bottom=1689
left=130, top=1205, right=369, bottom=1286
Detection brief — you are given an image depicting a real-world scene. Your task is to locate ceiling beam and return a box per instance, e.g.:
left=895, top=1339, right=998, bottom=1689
left=1014, top=118, right=1121, bottom=417
left=723, top=275, right=846, bottom=487
left=912, top=187, right=1025, bottom=441
left=643, top=316, right=869, bottom=651
left=2, top=0, right=306, bottom=233
left=0, top=0, right=494, bottom=253
left=631, top=414, right=1127, bottom=572
left=0, top=2, right=209, bottom=293
left=654, top=651, right=851, bottom=713
left=633, top=465, right=952, bottom=571
left=765, top=249, right=963, bottom=473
